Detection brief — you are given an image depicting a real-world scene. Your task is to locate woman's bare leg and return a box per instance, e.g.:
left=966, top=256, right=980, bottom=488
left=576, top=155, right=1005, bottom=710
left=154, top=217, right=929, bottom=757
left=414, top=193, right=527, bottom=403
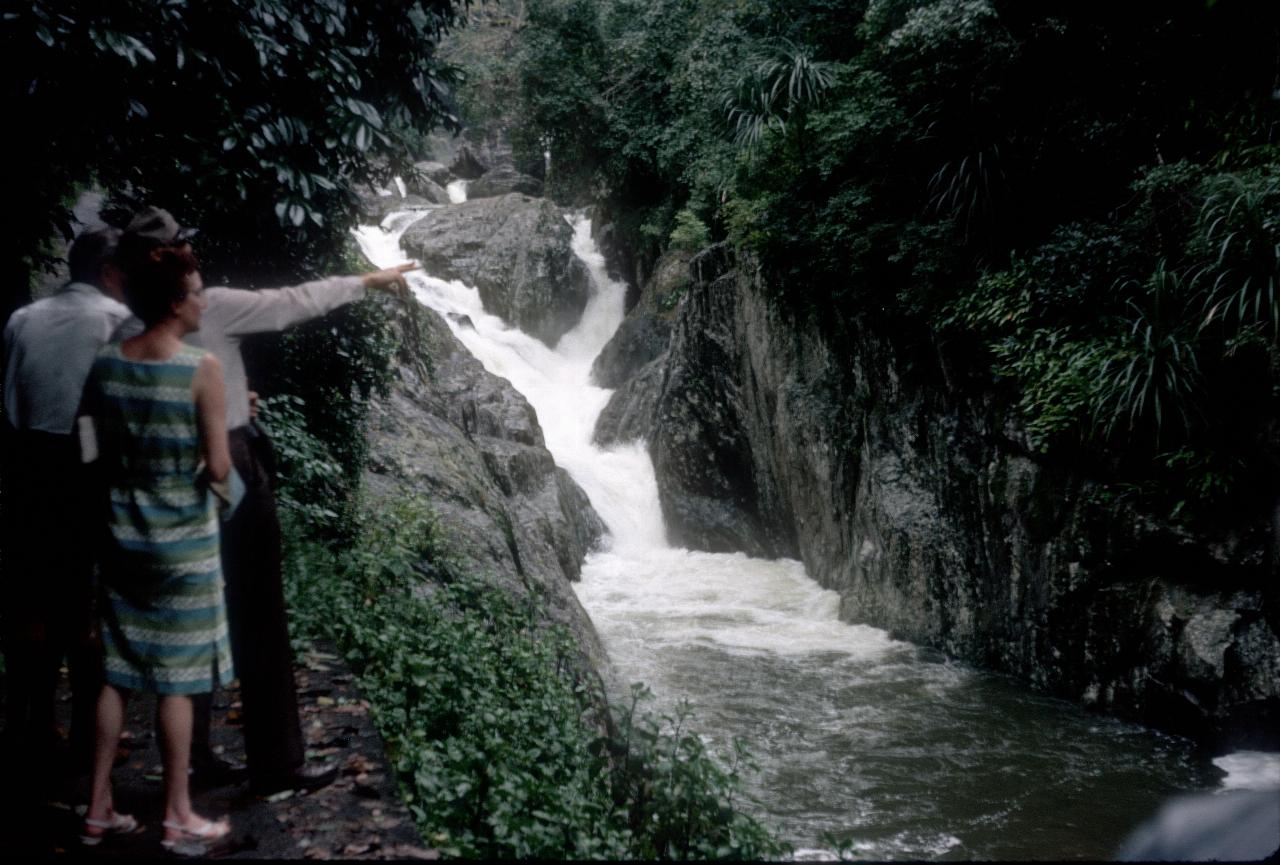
left=157, top=694, right=194, bottom=827
left=158, top=693, right=227, bottom=839
left=86, top=684, right=126, bottom=826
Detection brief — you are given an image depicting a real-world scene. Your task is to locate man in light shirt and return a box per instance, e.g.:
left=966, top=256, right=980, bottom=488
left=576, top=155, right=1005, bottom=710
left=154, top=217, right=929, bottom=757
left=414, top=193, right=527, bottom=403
left=1, top=227, right=131, bottom=782
left=117, top=207, right=416, bottom=795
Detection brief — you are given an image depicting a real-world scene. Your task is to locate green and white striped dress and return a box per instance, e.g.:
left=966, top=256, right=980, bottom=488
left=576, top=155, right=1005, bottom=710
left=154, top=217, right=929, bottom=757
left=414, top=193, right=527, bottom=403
left=85, top=343, right=234, bottom=695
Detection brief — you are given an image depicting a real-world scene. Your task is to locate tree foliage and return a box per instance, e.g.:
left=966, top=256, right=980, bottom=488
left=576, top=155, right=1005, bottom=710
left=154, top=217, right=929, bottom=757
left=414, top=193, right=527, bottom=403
left=511, top=0, right=1280, bottom=518
left=4, top=0, right=465, bottom=312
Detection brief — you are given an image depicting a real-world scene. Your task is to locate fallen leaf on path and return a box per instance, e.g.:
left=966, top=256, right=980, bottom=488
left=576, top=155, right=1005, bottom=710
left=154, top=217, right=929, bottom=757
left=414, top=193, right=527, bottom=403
left=344, top=754, right=376, bottom=774
left=341, top=840, right=377, bottom=856
left=391, top=844, right=440, bottom=860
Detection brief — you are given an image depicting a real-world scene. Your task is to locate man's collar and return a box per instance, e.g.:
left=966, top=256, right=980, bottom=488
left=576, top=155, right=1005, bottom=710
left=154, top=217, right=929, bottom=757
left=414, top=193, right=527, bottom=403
left=62, top=280, right=106, bottom=297
left=63, top=281, right=128, bottom=308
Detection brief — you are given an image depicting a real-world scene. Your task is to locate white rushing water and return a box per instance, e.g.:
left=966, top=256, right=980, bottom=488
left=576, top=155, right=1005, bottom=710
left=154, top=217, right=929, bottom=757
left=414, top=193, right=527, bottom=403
left=354, top=195, right=1273, bottom=858
left=355, top=205, right=910, bottom=680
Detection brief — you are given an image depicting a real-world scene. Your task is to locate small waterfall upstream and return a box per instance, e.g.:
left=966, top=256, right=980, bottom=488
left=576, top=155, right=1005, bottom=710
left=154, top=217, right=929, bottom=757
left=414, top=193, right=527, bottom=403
left=354, top=201, right=1275, bottom=859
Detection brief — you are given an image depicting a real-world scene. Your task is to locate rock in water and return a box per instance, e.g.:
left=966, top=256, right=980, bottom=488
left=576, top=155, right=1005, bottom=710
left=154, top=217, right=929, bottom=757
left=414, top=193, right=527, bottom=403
left=468, top=166, right=544, bottom=200
left=363, top=297, right=612, bottom=686
left=399, top=194, right=591, bottom=347
left=412, top=160, right=453, bottom=186
left=590, top=247, right=690, bottom=445
left=448, top=143, right=489, bottom=180
left=358, top=192, right=438, bottom=223
left=404, top=174, right=451, bottom=204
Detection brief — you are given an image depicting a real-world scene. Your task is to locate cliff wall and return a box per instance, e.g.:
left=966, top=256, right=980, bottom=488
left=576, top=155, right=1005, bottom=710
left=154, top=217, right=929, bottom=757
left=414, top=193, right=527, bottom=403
left=598, top=243, right=1280, bottom=748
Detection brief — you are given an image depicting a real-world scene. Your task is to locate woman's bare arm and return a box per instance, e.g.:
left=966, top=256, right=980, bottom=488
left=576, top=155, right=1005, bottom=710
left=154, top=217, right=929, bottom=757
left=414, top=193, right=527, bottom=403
left=193, top=353, right=231, bottom=482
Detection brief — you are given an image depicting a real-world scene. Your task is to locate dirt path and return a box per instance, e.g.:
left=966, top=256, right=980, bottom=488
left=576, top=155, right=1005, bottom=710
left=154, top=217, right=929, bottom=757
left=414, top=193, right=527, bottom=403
left=4, top=641, right=437, bottom=860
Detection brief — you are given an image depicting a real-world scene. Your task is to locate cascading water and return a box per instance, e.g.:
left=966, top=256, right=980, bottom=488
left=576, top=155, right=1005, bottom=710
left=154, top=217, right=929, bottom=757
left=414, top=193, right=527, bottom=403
left=354, top=200, right=1275, bottom=859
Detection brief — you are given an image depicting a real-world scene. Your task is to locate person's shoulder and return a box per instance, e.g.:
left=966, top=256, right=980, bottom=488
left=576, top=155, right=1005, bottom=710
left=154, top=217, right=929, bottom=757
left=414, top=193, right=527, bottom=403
left=192, top=346, right=223, bottom=372
left=3, top=295, right=50, bottom=341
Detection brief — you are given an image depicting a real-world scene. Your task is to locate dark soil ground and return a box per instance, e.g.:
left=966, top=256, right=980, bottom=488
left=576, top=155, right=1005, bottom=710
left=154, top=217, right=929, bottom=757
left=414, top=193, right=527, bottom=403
left=3, top=641, right=437, bottom=861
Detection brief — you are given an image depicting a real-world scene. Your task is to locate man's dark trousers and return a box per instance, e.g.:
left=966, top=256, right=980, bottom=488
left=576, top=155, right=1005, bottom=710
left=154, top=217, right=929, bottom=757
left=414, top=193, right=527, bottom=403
left=214, top=425, right=305, bottom=778
left=0, top=425, right=102, bottom=775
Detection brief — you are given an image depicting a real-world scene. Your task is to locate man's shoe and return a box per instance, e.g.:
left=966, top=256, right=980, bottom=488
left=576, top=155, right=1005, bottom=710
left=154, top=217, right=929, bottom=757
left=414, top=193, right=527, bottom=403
left=190, top=755, right=249, bottom=788
left=250, top=760, right=338, bottom=797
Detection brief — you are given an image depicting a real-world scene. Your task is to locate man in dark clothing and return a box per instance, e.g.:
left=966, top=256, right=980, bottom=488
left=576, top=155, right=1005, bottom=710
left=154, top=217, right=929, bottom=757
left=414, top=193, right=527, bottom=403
left=1, top=228, right=130, bottom=781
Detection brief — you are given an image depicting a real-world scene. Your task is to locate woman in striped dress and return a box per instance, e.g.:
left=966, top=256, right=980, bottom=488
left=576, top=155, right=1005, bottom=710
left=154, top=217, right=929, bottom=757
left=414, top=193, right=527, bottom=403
left=79, top=243, right=232, bottom=849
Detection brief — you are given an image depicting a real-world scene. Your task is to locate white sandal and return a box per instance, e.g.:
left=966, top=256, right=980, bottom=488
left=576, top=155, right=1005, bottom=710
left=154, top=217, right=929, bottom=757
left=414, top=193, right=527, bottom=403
left=79, top=810, right=141, bottom=845
left=160, top=816, right=231, bottom=850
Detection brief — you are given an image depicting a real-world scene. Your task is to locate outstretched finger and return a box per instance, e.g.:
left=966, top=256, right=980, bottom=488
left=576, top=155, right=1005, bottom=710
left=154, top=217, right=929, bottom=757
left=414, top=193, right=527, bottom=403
left=392, top=261, right=421, bottom=274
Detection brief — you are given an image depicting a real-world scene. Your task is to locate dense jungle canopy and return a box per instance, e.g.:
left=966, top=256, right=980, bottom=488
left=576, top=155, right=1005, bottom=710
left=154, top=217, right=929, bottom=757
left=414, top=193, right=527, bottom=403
left=501, top=0, right=1280, bottom=525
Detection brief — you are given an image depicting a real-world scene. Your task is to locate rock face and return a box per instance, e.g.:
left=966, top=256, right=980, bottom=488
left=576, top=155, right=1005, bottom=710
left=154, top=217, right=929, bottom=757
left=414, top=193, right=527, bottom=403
left=362, top=297, right=612, bottom=683
left=591, top=247, right=690, bottom=445
left=448, top=143, right=489, bottom=180
left=412, top=160, right=453, bottom=186
left=468, top=166, right=544, bottom=200
left=640, top=243, right=1280, bottom=748
left=590, top=315, right=670, bottom=389
left=358, top=191, right=438, bottom=223
left=399, top=194, right=591, bottom=347
left=404, top=173, right=451, bottom=204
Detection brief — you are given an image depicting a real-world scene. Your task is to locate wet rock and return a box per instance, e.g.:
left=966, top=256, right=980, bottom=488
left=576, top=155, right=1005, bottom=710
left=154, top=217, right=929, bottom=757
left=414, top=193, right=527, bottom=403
left=399, top=194, right=590, bottom=347
left=404, top=173, right=451, bottom=204
left=363, top=297, right=612, bottom=687
left=590, top=314, right=670, bottom=389
left=593, top=359, right=663, bottom=446
left=448, top=143, right=489, bottom=180
left=412, top=160, right=453, bottom=186
left=357, top=191, right=437, bottom=223
left=468, top=166, right=544, bottom=200
left=590, top=247, right=690, bottom=445
left=642, top=245, right=1280, bottom=748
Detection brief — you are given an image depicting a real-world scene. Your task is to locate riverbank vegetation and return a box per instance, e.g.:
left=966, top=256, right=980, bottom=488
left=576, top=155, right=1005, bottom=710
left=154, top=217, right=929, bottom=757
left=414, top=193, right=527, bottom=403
left=264, top=385, right=786, bottom=859
left=511, top=0, right=1279, bottom=526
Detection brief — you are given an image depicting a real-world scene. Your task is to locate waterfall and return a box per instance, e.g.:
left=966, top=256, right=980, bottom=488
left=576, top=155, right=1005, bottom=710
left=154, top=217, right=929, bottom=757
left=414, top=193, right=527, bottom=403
left=352, top=202, right=1249, bottom=859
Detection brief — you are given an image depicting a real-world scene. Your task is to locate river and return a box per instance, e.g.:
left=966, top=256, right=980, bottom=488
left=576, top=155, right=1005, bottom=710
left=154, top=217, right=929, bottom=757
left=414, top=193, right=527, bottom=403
left=354, top=197, right=1277, bottom=860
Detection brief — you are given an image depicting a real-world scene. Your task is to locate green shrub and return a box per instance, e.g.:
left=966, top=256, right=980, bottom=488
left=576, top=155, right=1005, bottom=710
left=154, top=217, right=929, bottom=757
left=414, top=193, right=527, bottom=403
left=283, top=491, right=787, bottom=860
left=668, top=208, right=711, bottom=252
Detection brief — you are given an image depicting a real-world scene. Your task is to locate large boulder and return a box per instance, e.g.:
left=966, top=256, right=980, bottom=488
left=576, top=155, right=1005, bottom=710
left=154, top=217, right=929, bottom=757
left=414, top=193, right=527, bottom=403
left=592, top=359, right=665, bottom=447
left=412, top=160, right=453, bottom=186
left=363, top=297, right=612, bottom=686
left=404, top=174, right=450, bottom=205
left=358, top=192, right=438, bottom=223
left=468, top=166, right=544, bottom=200
left=399, top=194, right=591, bottom=347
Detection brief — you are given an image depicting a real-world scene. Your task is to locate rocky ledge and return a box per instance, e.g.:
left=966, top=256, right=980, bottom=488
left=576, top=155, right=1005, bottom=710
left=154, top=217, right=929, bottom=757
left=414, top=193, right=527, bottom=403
left=363, top=297, right=611, bottom=685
